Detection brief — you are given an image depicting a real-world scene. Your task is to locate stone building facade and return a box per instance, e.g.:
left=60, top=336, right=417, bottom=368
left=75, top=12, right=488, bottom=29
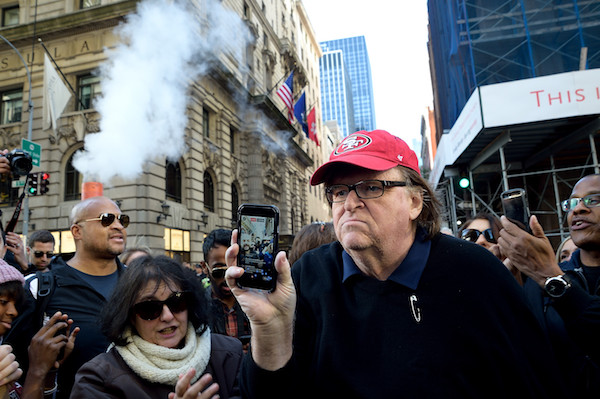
left=0, top=0, right=331, bottom=263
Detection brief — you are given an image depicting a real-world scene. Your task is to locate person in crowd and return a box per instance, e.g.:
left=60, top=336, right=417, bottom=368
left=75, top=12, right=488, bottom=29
left=0, top=230, right=78, bottom=399
left=556, top=235, right=577, bottom=263
left=25, top=230, right=55, bottom=274
left=71, top=255, right=242, bottom=398
left=287, top=222, right=337, bottom=266
left=119, top=246, right=151, bottom=266
left=225, top=129, right=566, bottom=398
left=499, top=173, right=600, bottom=398
left=459, top=212, right=525, bottom=284
left=5, top=196, right=127, bottom=399
left=200, top=229, right=250, bottom=351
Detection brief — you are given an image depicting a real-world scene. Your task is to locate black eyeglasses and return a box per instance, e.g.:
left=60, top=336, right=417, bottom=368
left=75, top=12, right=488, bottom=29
left=77, top=213, right=130, bottom=228
left=33, top=251, right=54, bottom=258
left=325, top=180, right=408, bottom=203
left=461, top=228, right=496, bottom=244
left=132, top=292, right=188, bottom=321
left=211, top=267, right=228, bottom=279
left=561, top=194, right=600, bottom=212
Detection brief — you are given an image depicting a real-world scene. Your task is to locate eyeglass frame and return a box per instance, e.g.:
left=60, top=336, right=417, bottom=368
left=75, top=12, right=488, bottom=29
left=76, top=213, right=130, bottom=228
left=561, top=193, right=600, bottom=212
left=33, top=251, right=54, bottom=258
left=132, top=291, right=189, bottom=321
left=325, top=180, right=408, bottom=203
left=460, top=228, right=496, bottom=244
left=210, top=266, right=228, bottom=279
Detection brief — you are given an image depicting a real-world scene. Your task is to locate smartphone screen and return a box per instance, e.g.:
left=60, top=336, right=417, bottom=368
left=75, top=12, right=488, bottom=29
left=501, top=188, right=531, bottom=232
left=237, top=204, right=279, bottom=291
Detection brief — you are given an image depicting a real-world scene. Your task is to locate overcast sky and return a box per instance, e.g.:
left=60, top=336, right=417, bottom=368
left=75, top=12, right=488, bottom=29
left=301, top=0, right=432, bottom=150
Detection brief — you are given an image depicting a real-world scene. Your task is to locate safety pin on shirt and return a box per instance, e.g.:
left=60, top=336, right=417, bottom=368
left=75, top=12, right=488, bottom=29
left=410, top=294, right=421, bottom=323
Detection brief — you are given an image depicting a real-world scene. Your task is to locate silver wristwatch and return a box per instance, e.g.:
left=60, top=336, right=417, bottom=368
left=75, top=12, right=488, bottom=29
left=544, top=274, right=572, bottom=298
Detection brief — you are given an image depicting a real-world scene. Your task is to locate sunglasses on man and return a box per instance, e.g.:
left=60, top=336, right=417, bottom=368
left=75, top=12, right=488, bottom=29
left=460, top=228, right=496, bottom=244
left=76, top=213, right=130, bottom=228
left=210, top=267, right=228, bottom=279
left=33, top=251, right=54, bottom=258
left=132, top=292, right=189, bottom=321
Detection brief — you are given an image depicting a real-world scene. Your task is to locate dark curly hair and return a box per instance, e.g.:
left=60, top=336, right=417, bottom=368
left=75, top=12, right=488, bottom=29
left=100, top=255, right=209, bottom=346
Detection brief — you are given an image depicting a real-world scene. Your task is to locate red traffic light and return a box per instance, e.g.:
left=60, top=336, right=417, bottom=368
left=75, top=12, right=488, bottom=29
left=41, top=172, right=50, bottom=180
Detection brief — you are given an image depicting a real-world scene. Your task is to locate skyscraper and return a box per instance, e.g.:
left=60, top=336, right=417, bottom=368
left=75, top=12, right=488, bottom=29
left=320, top=36, right=376, bottom=136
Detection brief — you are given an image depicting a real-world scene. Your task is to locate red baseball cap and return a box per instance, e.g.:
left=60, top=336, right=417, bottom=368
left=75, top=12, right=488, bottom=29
left=310, top=130, right=420, bottom=185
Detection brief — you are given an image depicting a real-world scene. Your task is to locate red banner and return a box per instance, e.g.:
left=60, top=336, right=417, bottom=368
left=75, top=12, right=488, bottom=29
left=307, top=107, right=319, bottom=146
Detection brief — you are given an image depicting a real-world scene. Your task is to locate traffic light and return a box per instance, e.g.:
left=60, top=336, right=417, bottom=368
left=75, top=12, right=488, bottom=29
left=28, top=172, right=38, bottom=196
left=40, top=172, right=50, bottom=195
left=458, top=177, right=470, bottom=189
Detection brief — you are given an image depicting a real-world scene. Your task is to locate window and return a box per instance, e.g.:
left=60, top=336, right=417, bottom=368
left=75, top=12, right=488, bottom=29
left=1, top=88, right=22, bottom=125
left=1, top=6, right=18, bottom=27
left=163, top=228, right=190, bottom=264
left=231, top=183, right=239, bottom=226
left=166, top=161, right=182, bottom=203
left=202, top=108, right=210, bottom=138
left=80, top=0, right=101, bottom=9
left=204, top=172, right=214, bottom=212
left=78, top=74, right=101, bottom=110
left=230, top=125, right=236, bottom=154
left=64, top=152, right=82, bottom=201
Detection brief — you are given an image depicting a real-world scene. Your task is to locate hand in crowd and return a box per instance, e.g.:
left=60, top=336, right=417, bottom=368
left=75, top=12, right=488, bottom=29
left=4, top=232, right=28, bottom=273
left=167, top=369, right=219, bottom=399
left=27, top=312, right=79, bottom=377
left=0, top=344, right=22, bottom=387
left=0, top=150, right=9, bottom=176
left=225, top=229, right=296, bottom=371
left=498, top=215, right=563, bottom=286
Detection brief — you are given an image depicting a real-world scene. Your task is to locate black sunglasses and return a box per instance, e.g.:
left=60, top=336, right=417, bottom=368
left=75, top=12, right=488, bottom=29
left=33, top=251, right=54, bottom=258
left=461, top=228, right=496, bottom=243
left=211, top=267, right=228, bottom=279
left=77, top=213, right=130, bottom=228
left=132, top=292, right=188, bottom=320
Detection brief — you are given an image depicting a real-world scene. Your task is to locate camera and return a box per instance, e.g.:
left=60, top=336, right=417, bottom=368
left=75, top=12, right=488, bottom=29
left=2, top=149, right=33, bottom=176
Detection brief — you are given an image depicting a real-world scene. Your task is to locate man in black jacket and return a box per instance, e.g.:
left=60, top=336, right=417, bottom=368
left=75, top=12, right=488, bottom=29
left=500, top=173, right=600, bottom=398
left=201, top=229, right=251, bottom=349
left=6, top=196, right=128, bottom=399
left=226, top=129, right=567, bottom=398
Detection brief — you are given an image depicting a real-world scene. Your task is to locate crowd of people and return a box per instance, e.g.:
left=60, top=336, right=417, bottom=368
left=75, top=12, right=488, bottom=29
left=0, top=130, right=597, bottom=398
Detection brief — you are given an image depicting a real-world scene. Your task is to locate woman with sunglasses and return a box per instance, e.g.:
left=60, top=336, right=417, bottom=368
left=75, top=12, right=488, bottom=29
left=459, top=212, right=525, bottom=285
left=71, top=255, right=242, bottom=399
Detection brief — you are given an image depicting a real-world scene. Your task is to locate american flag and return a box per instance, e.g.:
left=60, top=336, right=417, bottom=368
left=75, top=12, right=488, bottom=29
left=276, top=72, right=294, bottom=123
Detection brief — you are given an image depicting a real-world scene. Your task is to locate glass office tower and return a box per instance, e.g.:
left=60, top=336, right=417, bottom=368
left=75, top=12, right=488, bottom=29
left=320, top=36, right=376, bottom=136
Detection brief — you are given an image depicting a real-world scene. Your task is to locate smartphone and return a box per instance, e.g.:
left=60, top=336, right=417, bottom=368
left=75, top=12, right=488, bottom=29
left=237, top=204, right=279, bottom=291
left=501, top=188, right=531, bottom=232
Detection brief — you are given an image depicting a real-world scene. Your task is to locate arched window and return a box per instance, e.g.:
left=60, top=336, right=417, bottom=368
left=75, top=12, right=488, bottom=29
left=166, top=161, right=182, bottom=203
left=64, top=152, right=82, bottom=201
left=231, top=183, right=239, bottom=225
left=204, top=172, right=214, bottom=212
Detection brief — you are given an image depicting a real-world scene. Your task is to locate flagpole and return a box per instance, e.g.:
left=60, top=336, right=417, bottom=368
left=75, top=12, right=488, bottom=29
left=38, top=38, right=87, bottom=110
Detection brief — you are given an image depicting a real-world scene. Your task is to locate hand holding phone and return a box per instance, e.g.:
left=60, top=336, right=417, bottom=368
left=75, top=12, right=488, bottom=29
left=236, top=204, right=279, bottom=291
left=501, top=188, right=531, bottom=232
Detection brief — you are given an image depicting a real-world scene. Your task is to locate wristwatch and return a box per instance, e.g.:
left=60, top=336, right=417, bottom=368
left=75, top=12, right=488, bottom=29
left=544, top=274, right=572, bottom=298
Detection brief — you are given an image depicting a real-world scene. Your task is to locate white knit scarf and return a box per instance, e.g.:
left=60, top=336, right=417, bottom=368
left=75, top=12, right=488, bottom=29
left=115, top=323, right=211, bottom=386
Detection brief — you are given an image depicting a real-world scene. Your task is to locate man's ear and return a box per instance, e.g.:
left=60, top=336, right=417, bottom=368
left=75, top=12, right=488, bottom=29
left=71, top=223, right=83, bottom=240
left=409, top=190, right=424, bottom=221
left=199, top=260, right=209, bottom=275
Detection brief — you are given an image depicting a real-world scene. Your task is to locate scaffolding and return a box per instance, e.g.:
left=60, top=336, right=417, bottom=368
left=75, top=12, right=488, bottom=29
left=429, top=0, right=600, bottom=133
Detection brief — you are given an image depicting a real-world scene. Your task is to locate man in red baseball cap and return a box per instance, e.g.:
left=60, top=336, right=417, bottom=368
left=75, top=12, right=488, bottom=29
left=226, top=130, right=566, bottom=398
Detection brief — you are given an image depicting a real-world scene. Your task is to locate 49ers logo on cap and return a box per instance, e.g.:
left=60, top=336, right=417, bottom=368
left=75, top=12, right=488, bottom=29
left=334, top=134, right=372, bottom=156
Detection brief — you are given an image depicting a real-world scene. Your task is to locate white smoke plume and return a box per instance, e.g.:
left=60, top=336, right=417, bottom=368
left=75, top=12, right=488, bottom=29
left=73, top=0, right=251, bottom=184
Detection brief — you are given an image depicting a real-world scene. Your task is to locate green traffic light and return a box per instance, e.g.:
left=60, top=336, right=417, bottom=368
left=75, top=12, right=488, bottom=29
left=459, top=177, right=470, bottom=189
